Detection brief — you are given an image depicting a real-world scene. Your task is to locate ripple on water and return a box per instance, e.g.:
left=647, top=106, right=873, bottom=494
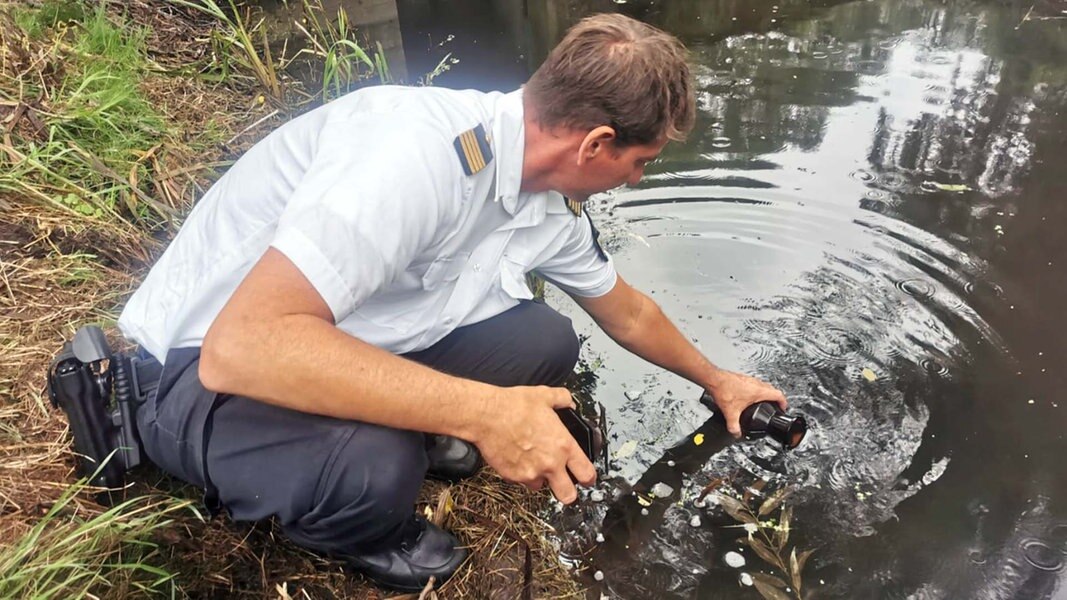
left=1021, top=539, right=1064, bottom=572
left=803, top=325, right=872, bottom=367
left=879, top=172, right=910, bottom=191
left=896, top=278, right=936, bottom=299
left=1049, top=523, right=1067, bottom=547
left=850, top=169, right=876, bottom=183
left=963, top=280, right=1005, bottom=298
left=865, top=189, right=889, bottom=201
left=710, top=136, right=732, bottom=149
left=920, top=357, right=950, bottom=376
left=811, top=50, right=828, bottom=60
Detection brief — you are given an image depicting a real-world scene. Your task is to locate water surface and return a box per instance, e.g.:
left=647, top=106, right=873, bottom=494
left=402, top=1, right=1067, bottom=597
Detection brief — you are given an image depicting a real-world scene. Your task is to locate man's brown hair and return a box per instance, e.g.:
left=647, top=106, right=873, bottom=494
left=525, top=13, right=695, bottom=147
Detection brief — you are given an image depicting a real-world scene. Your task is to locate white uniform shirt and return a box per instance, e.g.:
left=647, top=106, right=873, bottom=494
left=118, top=86, right=617, bottom=362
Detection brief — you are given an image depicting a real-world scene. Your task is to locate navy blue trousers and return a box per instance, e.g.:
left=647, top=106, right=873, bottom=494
left=136, top=301, right=579, bottom=553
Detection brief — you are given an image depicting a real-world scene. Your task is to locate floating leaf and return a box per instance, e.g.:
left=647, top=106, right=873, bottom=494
left=759, top=487, right=790, bottom=517
left=741, top=536, right=782, bottom=569
left=751, top=572, right=789, bottom=590
left=694, top=433, right=705, bottom=446
left=753, top=577, right=793, bottom=600
left=716, top=493, right=756, bottom=524
left=789, top=547, right=802, bottom=593
left=861, top=368, right=877, bottom=382
left=932, top=182, right=971, bottom=192
left=636, top=493, right=652, bottom=507
left=777, top=505, right=793, bottom=550
left=796, top=548, right=815, bottom=575
left=614, top=439, right=638, bottom=459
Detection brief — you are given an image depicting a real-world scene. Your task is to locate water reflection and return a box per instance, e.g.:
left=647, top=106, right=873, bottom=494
left=398, top=0, right=1066, bottom=595
left=530, top=0, right=1067, bottom=597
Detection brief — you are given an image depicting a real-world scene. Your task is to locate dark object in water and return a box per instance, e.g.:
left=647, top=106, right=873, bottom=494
left=700, top=392, right=807, bottom=449
left=557, top=407, right=600, bottom=462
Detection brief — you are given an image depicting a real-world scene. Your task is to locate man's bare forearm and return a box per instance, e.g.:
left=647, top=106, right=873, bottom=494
left=200, top=313, right=497, bottom=443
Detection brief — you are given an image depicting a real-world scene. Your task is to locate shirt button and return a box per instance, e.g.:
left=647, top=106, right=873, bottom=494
left=444, top=317, right=454, bottom=325
left=473, top=263, right=482, bottom=272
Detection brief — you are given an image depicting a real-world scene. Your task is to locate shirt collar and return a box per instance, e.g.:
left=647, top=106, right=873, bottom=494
left=489, top=89, right=525, bottom=216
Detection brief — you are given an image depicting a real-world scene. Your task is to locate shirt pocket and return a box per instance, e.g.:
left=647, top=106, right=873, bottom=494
left=422, top=252, right=470, bottom=291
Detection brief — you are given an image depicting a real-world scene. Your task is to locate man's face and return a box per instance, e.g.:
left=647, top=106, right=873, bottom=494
left=566, top=136, right=669, bottom=202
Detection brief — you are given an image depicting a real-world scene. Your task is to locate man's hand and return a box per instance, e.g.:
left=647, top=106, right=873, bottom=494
left=705, top=371, right=787, bottom=437
left=470, top=386, right=597, bottom=504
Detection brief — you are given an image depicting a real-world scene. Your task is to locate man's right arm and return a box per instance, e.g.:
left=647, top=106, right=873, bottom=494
left=199, top=247, right=595, bottom=503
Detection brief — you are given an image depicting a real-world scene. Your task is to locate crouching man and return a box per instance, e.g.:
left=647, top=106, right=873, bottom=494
left=117, top=13, right=786, bottom=592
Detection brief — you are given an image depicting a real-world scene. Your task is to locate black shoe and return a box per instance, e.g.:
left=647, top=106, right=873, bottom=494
left=344, top=515, right=468, bottom=592
left=426, top=435, right=483, bottom=482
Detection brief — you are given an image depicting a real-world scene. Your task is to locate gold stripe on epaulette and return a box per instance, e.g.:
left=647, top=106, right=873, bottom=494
left=566, top=197, right=583, bottom=217
left=454, top=125, right=492, bottom=175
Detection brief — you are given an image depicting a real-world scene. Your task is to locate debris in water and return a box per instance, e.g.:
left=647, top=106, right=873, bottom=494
left=650, top=482, right=674, bottom=498
left=614, top=439, right=638, bottom=459
left=740, top=572, right=754, bottom=586
left=724, top=551, right=746, bottom=568
left=637, top=494, right=653, bottom=507
left=925, top=181, right=972, bottom=192
left=624, top=389, right=642, bottom=401
left=595, top=533, right=605, bottom=543
left=690, top=515, right=702, bottom=527
left=641, top=508, right=649, bottom=516
left=694, top=433, right=705, bottom=446
left=590, top=490, right=606, bottom=502
left=667, top=460, right=676, bottom=467
left=862, top=368, right=878, bottom=382
left=594, top=570, right=605, bottom=581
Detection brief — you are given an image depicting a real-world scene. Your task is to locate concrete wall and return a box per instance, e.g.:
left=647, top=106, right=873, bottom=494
left=259, top=0, right=408, bottom=83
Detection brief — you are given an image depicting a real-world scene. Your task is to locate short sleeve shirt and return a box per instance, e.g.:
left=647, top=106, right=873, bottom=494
left=118, top=87, right=617, bottom=362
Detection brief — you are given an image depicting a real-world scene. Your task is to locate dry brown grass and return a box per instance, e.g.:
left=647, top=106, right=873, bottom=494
left=0, top=1, right=582, bottom=597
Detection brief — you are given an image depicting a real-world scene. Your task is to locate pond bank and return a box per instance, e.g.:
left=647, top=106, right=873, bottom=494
left=0, top=1, right=578, bottom=597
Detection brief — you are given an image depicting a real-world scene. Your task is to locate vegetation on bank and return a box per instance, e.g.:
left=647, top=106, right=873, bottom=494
left=0, top=1, right=579, bottom=597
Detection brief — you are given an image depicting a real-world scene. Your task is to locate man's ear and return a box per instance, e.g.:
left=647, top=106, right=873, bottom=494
left=577, top=126, right=617, bottom=165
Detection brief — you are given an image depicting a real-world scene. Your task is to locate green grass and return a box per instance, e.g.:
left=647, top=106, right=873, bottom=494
left=1, top=1, right=174, bottom=232
left=0, top=475, right=197, bottom=599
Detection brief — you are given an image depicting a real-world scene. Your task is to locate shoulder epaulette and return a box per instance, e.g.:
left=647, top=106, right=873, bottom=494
left=565, top=197, right=583, bottom=217
left=453, top=124, right=493, bottom=176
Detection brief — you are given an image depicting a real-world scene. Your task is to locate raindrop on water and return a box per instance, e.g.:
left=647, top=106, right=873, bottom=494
left=1021, top=539, right=1063, bottom=571
left=849, top=169, right=876, bottom=182
left=896, top=278, right=935, bottom=299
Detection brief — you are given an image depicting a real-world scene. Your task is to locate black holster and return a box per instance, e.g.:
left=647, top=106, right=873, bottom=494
left=46, top=326, right=158, bottom=490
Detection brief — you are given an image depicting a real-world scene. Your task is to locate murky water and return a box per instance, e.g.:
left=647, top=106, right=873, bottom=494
left=400, top=0, right=1067, bottom=597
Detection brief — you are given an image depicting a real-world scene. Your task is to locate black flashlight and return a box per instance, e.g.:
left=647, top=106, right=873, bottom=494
left=700, top=392, right=807, bottom=449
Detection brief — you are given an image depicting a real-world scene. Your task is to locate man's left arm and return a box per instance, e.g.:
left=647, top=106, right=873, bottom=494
left=571, top=276, right=786, bottom=436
